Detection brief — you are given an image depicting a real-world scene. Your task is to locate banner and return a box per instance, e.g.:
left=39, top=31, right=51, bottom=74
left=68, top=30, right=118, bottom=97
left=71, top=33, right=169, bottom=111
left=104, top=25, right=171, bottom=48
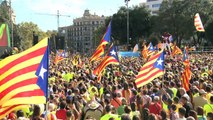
left=118, top=51, right=140, bottom=57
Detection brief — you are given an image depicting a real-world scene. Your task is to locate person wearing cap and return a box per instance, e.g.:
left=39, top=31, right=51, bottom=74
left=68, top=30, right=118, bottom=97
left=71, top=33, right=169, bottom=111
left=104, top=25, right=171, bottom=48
left=193, top=89, right=208, bottom=110
left=83, top=99, right=103, bottom=120
left=148, top=96, right=162, bottom=115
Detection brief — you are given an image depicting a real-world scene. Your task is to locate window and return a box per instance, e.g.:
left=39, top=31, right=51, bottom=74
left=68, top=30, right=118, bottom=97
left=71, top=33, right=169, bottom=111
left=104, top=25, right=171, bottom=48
left=152, top=4, right=161, bottom=8
left=92, top=21, right=95, bottom=25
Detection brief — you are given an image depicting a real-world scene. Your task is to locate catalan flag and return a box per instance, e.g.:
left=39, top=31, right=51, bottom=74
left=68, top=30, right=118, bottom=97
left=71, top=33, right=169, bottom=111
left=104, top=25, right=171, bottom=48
left=135, top=50, right=164, bottom=88
left=0, top=105, right=29, bottom=119
left=0, top=38, right=48, bottom=108
left=147, top=42, right=155, bottom=56
left=90, top=21, right=111, bottom=62
left=181, top=48, right=191, bottom=91
left=194, top=13, right=205, bottom=32
left=0, top=24, right=10, bottom=47
left=141, top=44, right=148, bottom=59
left=171, top=44, right=182, bottom=56
left=54, top=50, right=66, bottom=64
left=93, top=44, right=119, bottom=76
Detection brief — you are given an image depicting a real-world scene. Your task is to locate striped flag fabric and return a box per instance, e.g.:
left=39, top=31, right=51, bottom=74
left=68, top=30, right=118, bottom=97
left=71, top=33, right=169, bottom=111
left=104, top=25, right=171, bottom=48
left=93, top=44, right=119, bottom=76
left=54, top=50, right=66, bottom=64
left=0, top=38, right=48, bottom=108
left=171, top=44, right=182, bottom=56
left=181, top=48, right=191, bottom=91
left=133, top=44, right=139, bottom=53
left=147, top=42, right=155, bottom=56
left=0, top=24, right=10, bottom=47
left=194, top=13, right=205, bottom=32
left=135, top=50, right=164, bottom=88
left=0, top=105, right=29, bottom=119
left=90, top=21, right=112, bottom=62
left=141, top=44, right=148, bottom=59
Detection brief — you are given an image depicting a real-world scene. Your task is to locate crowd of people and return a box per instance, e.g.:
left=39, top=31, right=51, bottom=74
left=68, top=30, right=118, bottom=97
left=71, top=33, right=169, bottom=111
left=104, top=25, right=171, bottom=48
left=1, top=52, right=213, bottom=120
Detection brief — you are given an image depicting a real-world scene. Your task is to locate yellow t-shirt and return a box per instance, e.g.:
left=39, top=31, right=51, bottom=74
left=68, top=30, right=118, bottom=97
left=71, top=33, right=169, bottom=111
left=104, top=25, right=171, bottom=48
left=174, top=103, right=182, bottom=112
left=206, top=93, right=213, bottom=103
left=171, top=87, right=177, bottom=98
left=203, top=103, right=213, bottom=115
left=100, top=113, right=120, bottom=120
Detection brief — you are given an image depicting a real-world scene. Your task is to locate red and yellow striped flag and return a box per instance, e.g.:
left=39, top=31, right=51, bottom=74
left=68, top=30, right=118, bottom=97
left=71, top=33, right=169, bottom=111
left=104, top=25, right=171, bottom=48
left=171, top=44, right=182, bottom=56
left=0, top=105, right=29, bottom=119
left=135, top=50, right=164, bottom=88
left=0, top=38, right=48, bottom=108
left=181, top=48, right=191, bottom=91
left=194, top=13, right=205, bottom=32
left=142, top=45, right=148, bottom=59
left=90, top=21, right=112, bottom=62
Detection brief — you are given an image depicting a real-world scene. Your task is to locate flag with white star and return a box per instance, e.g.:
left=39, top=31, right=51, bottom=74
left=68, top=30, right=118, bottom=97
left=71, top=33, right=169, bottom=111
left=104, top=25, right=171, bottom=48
left=90, top=20, right=112, bottom=62
left=36, top=44, right=48, bottom=98
left=54, top=50, right=66, bottom=64
left=135, top=50, right=164, bottom=88
left=0, top=38, right=48, bottom=109
left=148, top=42, right=155, bottom=56
left=93, top=44, right=119, bottom=79
left=182, top=47, right=191, bottom=91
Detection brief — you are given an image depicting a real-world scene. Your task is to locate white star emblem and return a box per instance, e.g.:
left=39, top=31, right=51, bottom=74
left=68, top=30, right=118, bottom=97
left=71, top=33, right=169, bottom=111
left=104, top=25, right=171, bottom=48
left=157, top=58, right=163, bottom=66
left=110, top=50, right=116, bottom=56
left=39, top=65, right=47, bottom=79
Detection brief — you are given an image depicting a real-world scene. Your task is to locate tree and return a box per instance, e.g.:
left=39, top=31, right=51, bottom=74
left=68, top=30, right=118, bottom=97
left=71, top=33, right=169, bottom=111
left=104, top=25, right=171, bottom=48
left=153, top=0, right=213, bottom=47
left=0, top=1, right=10, bottom=24
left=16, top=22, right=48, bottom=50
left=112, top=5, right=151, bottom=46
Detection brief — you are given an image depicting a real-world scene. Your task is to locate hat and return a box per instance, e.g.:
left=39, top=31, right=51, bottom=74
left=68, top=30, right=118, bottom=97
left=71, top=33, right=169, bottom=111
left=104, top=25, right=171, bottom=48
left=199, top=89, right=207, bottom=94
left=154, top=96, right=159, bottom=101
left=88, top=101, right=100, bottom=109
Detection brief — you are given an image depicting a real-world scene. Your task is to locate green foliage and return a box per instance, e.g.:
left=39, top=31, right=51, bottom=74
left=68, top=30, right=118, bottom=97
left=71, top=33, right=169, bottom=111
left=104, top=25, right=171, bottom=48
left=112, top=6, right=151, bottom=45
left=0, top=1, right=10, bottom=23
left=153, top=0, right=213, bottom=46
left=16, top=22, right=48, bottom=50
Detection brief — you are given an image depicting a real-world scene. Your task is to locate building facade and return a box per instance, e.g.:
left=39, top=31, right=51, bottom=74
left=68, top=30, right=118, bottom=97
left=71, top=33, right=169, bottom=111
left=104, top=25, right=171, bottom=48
left=59, top=10, right=105, bottom=53
left=140, top=0, right=163, bottom=15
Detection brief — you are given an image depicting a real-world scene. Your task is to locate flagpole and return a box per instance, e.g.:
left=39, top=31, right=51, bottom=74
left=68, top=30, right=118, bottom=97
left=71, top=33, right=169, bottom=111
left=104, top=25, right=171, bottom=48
left=46, top=38, right=50, bottom=119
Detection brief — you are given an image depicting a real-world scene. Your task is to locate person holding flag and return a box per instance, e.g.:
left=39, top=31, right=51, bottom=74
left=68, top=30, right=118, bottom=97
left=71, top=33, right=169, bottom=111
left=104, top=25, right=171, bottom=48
left=93, top=44, right=119, bottom=82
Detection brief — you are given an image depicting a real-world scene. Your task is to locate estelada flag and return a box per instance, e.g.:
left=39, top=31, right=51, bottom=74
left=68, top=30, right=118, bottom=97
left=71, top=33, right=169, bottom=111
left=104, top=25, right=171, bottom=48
left=181, top=48, right=191, bottom=91
left=93, top=44, right=119, bottom=76
left=90, top=21, right=112, bottom=62
left=0, top=38, right=48, bottom=108
left=135, top=50, right=164, bottom=88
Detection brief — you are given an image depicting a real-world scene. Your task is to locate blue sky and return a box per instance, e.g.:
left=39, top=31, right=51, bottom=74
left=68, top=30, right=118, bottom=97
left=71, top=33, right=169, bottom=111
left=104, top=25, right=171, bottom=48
left=11, top=0, right=146, bottom=31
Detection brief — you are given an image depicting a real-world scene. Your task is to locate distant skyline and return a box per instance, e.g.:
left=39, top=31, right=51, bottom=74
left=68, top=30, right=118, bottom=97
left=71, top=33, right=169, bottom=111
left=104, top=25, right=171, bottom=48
left=11, top=0, right=146, bottom=31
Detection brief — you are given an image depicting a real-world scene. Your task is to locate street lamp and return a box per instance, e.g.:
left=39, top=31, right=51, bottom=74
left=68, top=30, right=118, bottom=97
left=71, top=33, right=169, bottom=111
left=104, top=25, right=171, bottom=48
left=125, top=0, right=130, bottom=46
